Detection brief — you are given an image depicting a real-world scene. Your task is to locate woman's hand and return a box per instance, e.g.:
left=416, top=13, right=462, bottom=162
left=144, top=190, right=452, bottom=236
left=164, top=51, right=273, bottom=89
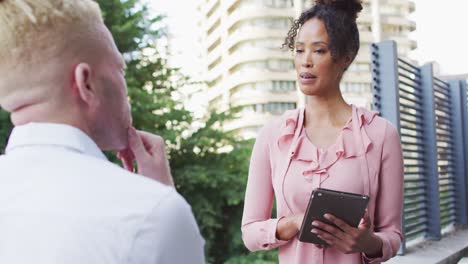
left=311, top=211, right=383, bottom=257
left=276, top=214, right=327, bottom=249
left=276, top=214, right=304, bottom=241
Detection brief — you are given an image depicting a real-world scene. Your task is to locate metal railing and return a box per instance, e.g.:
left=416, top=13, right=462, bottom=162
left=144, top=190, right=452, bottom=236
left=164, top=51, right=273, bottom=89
left=433, top=77, right=457, bottom=228
left=370, top=40, right=468, bottom=254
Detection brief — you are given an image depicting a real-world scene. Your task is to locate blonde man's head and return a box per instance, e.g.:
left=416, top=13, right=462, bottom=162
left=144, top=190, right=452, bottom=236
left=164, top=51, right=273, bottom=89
left=0, top=0, right=132, bottom=151
left=0, top=0, right=103, bottom=110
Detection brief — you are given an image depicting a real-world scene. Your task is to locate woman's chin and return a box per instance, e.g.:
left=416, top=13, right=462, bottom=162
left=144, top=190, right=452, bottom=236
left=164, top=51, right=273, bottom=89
left=299, top=86, right=322, bottom=96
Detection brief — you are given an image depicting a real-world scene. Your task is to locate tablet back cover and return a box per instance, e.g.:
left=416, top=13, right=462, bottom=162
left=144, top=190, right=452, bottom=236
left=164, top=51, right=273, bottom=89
left=298, top=188, right=369, bottom=244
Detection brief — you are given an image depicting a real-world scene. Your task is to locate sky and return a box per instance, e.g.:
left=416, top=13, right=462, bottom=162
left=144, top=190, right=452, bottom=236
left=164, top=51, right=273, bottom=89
left=149, top=0, right=201, bottom=77
left=150, top=0, right=468, bottom=76
left=409, top=0, right=468, bottom=75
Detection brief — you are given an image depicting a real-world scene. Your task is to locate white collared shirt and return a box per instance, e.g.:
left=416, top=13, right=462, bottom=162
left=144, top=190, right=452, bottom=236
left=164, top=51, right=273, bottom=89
left=0, top=123, right=205, bottom=264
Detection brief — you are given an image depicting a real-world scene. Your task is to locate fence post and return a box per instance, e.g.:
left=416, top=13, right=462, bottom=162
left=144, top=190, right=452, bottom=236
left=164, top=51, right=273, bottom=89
left=420, top=63, right=441, bottom=240
left=461, top=81, right=468, bottom=224
left=370, top=41, right=401, bottom=126
left=448, top=80, right=468, bottom=226
left=370, top=40, right=405, bottom=253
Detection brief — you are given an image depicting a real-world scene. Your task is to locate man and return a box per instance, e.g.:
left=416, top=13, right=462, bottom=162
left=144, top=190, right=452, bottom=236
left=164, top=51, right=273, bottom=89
left=0, top=0, right=205, bottom=263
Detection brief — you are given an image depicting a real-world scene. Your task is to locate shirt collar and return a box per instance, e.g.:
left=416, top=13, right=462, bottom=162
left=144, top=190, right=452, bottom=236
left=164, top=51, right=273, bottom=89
left=5, top=122, right=108, bottom=161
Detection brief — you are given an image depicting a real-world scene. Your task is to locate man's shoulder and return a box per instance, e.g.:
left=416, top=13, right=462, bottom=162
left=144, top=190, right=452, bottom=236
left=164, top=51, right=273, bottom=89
left=127, top=184, right=205, bottom=264
left=0, top=149, right=178, bottom=214
left=74, top=155, right=186, bottom=223
left=30, top=151, right=177, bottom=213
left=74, top=153, right=174, bottom=196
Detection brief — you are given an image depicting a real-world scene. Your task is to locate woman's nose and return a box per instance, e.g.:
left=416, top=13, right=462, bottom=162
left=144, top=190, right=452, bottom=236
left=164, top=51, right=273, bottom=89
left=302, top=61, right=312, bottom=68
left=302, top=54, right=313, bottom=68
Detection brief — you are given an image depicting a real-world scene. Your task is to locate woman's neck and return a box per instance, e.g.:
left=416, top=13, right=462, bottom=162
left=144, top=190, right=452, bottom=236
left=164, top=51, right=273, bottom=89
left=304, top=92, right=352, bottom=128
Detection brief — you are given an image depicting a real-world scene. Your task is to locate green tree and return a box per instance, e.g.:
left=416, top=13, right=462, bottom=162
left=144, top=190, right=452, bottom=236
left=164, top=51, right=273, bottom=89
left=0, top=109, right=12, bottom=153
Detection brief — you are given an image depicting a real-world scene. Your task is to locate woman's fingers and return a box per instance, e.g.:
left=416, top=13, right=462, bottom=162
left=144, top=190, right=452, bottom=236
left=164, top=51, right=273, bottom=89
left=358, top=209, right=372, bottom=229
left=324, top=214, right=353, bottom=233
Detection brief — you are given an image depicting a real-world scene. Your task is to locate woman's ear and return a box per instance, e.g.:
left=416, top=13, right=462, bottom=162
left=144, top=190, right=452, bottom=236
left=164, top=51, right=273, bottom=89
left=342, top=54, right=354, bottom=71
left=73, top=62, right=97, bottom=105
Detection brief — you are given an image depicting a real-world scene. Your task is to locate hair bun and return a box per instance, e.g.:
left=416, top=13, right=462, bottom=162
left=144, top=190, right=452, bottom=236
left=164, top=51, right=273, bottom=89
left=315, top=0, right=363, bottom=19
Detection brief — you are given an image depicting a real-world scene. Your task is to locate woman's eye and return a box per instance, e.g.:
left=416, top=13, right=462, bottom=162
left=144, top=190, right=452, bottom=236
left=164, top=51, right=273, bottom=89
left=314, top=49, right=325, bottom=54
left=295, top=50, right=304, bottom=53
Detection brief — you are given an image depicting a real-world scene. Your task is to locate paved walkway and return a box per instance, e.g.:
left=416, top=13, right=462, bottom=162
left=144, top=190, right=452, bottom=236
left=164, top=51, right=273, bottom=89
left=387, top=228, right=468, bottom=264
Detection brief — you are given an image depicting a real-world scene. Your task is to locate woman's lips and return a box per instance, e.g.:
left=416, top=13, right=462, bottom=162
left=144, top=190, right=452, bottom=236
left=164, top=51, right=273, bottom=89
left=299, top=72, right=317, bottom=85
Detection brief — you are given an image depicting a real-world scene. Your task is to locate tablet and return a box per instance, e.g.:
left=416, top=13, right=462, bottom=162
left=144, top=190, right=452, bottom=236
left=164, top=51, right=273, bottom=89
left=298, top=188, right=370, bottom=244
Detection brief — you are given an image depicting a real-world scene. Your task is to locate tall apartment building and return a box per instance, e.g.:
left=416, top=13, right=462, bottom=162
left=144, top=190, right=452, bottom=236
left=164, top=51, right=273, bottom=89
left=197, top=0, right=416, bottom=138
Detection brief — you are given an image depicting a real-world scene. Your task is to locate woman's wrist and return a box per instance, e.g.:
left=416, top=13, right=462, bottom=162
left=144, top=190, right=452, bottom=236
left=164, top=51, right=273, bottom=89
left=276, top=215, right=302, bottom=241
left=363, top=233, right=383, bottom=258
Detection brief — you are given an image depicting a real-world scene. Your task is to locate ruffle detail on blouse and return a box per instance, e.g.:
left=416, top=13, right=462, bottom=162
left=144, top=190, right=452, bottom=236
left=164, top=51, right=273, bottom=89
left=276, top=105, right=379, bottom=179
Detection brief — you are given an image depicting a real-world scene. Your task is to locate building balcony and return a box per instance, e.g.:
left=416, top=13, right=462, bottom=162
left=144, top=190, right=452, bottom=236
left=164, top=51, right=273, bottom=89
left=381, top=16, right=416, bottom=31
left=226, top=6, right=295, bottom=31
left=204, top=7, right=222, bottom=33
left=354, top=48, right=372, bottom=63
left=205, top=29, right=222, bottom=53
left=381, top=35, right=417, bottom=51
left=206, top=0, right=220, bottom=19
left=230, top=90, right=298, bottom=106
left=225, top=0, right=242, bottom=14
left=342, top=71, right=372, bottom=84
left=205, top=62, right=224, bottom=84
left=202, top=0, right=220, bottom=17
left=380, top=0, right=416, bottom=13
left=225, top=69, right=296, bottom=91
left=205, top=18, right=222, bottom=41
left=360, top=31, right=375, bottom=44
left=226, top=48, right=291, bottom=72
left=226, top=28, right=288, bottom=52
left=356, top=12, right=373, bottom=24
left=206, top=45, right=223, bottom=69
left=223, top=111, right=280, bottom=132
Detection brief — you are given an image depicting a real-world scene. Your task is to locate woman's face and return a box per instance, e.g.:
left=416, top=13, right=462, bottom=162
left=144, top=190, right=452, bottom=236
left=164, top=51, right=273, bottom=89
left=294, top=17, right=348, bottom=97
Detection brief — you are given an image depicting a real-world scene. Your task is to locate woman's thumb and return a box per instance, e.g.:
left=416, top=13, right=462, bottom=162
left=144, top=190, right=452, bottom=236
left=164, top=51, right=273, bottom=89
left=359, top=209, right=371, bottom=229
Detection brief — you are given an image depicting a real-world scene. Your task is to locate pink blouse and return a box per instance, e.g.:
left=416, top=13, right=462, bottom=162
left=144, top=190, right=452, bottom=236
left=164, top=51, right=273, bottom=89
left=241, top=105, right=404, bottom=264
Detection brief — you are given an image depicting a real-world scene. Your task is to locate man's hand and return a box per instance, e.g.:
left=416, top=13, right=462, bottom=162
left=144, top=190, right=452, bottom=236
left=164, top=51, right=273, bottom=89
left=117, top=127, right=174, bottom=187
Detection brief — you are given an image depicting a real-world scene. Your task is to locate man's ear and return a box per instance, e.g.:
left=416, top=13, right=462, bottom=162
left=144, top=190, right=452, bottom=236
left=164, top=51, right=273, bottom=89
left=73, top=63, right=97, bottom=105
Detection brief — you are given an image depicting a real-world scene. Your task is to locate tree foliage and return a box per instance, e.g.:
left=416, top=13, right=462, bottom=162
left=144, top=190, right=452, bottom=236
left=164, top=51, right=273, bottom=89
left=0, top=110, right=12, bottom=153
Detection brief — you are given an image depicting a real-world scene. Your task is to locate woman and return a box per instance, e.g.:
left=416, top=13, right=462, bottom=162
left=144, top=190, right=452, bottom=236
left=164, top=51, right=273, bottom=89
left=241, top=0, right=404, bottom=263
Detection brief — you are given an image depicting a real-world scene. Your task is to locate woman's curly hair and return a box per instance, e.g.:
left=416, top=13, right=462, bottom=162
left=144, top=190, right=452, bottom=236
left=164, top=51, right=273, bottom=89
left=283, top=0, right=363, bottom=62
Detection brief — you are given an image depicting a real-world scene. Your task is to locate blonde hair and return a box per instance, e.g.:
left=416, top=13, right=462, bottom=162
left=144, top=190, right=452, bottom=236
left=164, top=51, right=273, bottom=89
left=0, top=0, right=104, bottom=111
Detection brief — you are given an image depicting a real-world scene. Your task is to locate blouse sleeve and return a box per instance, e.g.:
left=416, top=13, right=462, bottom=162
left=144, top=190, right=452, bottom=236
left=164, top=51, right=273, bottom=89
left=364, top=121, right=404, bottom=263
left=241, top=124, right=289, bottom=251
